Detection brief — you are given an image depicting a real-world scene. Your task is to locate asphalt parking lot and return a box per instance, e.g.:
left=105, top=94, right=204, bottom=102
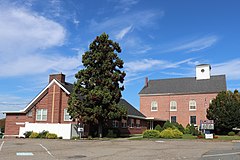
left=0, top=138, right=240, bottom=160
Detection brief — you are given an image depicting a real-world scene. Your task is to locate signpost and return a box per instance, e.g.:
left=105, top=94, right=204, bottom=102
left=200, top=120, right=214, bottom=139
left=78, top=123, right=84, bottom=139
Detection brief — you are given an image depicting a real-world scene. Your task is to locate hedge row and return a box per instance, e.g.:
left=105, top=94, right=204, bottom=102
left=143, top=128, right=183, bottom=139
left=25, top=130, right=60, bottom=139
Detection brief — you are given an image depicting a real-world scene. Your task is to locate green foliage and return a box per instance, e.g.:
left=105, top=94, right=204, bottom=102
left=163, top=120, right=176, bottom=130
left=46, top=133, right=58, bottom=139
left=160, top=128, right=183, bottom=139
left=106, top=129, right=117, bottom=138
left=24, top=131, right=33, bottom=138
left=189, top=124, right=199, bottom=136
left=172, top=122, right=184, bottom=133
left=207, top=90, right=240, bottom=134
left=184, top=124, right=191, bottom=134
left=228, top=131, right=235, bottom=136
left=154, top=124, right=163, bottom=132
left=38, top=130, right=49, bottom=138
left=143, top=130, right=160, bottom=138
left=68, top=33, right=126, bottom=137
left=29, top=132, right=39, bottom=138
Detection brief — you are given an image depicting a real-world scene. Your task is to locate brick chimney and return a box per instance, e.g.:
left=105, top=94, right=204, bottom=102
left=49, top=73, right=65, bottom=83
left=145, top=77, right=148, bottom=87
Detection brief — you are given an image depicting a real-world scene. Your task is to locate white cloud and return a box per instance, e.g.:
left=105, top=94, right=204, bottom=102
left=124, top=58, right=193, bottom=83
left=89, top=10, right=163, bottom=33
left=165, top=36, right=218, bottom=53
left=114, top=0, right=139, bottom=13
left=0, top=6, right=83, bottom=77
left=116, top=25, right=133, bottom=40
left=212, top=59, right=240, bottom=80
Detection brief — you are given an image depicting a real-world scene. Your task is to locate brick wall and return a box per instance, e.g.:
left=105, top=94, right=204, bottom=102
left=140, top=93, right=218, bottom=127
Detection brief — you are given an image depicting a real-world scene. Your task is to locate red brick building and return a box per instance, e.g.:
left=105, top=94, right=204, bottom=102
left=3, top=74, right=147, bottom=138
left=139, top=64, right=226, bottom=128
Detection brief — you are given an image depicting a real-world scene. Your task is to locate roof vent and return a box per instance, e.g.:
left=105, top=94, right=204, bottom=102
left=196, top=64, right=211, bottom=80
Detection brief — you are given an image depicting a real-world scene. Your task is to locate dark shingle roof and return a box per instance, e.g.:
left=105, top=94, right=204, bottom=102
left=139, top=75, right=226, bottom=95
left=119, top=99, right=146, bottom=118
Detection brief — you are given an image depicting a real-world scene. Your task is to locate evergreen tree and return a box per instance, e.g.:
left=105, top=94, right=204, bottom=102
left=68, top=33, right=126, bottom=138
left=207, top=90, right=240, bottom=134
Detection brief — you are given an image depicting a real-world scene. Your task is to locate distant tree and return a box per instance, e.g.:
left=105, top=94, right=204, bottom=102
left=207, top=90, right=240, bottom=134
left=68, top=33, right=127, bottom=138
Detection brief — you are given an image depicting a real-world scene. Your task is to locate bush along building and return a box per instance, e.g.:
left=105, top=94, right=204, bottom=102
left=3, top=74, right=147, bottom=139
left=139, top=64, right=227, bottom=128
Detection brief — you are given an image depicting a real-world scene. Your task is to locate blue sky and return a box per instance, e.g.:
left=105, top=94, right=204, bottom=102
left=1, top=0, right=240, bottom=118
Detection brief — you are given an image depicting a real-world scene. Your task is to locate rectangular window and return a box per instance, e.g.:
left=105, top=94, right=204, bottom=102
left=171, top=116, right=177, bottom=123
left=136, top=119, right=140, bottom=128
left=112, top=120, right=119, bottom=128
left=122, top=120, right=127, bottom=128
left=36, top=109, right=47, bottom=121
left=64, top=109, right=71, bottom=121
left=190, top=116, right=196, bottom=125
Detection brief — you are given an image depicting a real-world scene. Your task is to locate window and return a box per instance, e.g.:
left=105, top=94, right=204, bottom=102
left=36, top=109, right=47, bottom=121
left=189, top=100, right=196, bottom=110
left=129, top=119, right=134, bottom=128
left=112, top=120, right=119, bottom=128
left=64, top=109, right=71, bottom=121
left=136, top=119, right=140, bottom=128
left=122, top=119, right=127, bottom=128
left=151, top=101, right=158, bottom=111
left=170, top=101, right=177, bottom=111
left=171, top=116, right=176, bottom=123
left=190, top=116, right=196, bottom=125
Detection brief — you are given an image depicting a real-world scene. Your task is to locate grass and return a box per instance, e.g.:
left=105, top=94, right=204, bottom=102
left=215, top=135, right=240, bottom=141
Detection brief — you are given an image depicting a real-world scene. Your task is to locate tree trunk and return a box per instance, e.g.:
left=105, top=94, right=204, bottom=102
left=98, top=121, right=103, bottom=138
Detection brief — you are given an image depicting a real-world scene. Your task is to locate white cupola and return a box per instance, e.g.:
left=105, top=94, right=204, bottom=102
left=196, top=64, right=211, bottom=80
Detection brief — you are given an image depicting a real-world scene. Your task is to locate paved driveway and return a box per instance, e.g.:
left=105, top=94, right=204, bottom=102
left=0, top=139, right=239, bottom=160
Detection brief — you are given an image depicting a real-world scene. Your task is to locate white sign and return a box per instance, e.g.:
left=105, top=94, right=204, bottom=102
left=78, top=127, right=84, bottom=132
left=205, top=134, right=213, bottom=139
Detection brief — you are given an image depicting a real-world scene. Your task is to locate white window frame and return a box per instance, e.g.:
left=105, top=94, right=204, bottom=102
left=170, top=116, right=177, bottom=123
left=122, top=122, right=127, bottom=128
left=64, top=109, right=71, bottom=121
left=189, top=100, right=197, bottom=111
left=170, top=101, right=177, bottom=111
left=36, top=109, right=47, bottom=121
left=151, top=101, right=158, bottom=111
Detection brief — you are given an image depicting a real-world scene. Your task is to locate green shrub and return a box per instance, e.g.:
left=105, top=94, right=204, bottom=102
left=143, top=130, right=160, bottom=138
left=46, top=133, right=58, bottom=139
left=38, top=130, right=49, bottom=138
left=173, top=123, right=184, bottom=133
left=160, top=128, right=183, bottom=139
left=106, top=129, right=117, bottom=138
left=228, top=131, right=235, bottom=136
left=163, top=120, right=176, bottom=130
left=29, top=132, right=39, bottom=138
left=24, top=131, right=33, bottom=138
left=154, top=124, right=163, bottom=132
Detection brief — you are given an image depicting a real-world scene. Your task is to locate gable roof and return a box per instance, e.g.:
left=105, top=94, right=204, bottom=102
left=119, top=99, right=146, bottom=119
left=4, top=78, right=143, bottom=119
left=3, top=79, right=71, bottom=113
left=139, top=75, right=226, bottom=95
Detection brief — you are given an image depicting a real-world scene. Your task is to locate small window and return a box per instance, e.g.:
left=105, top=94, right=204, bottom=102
left=136, top=119, right=140, bottom=128
left=129, top=119, right=134, bottom=128
left=36, top=109, right=47, bottom=121
left=189, top=100, right=196, bottom=111
left=170, top=101, right=177, bottom=111
left=112, top=120, right=119, bottom=128
left=171, top=116, right=176, bottom=123
left=151, top=101, right=158, bottom=111
left=122, top=120, right=127, bottom=128
left=190, top=116, right=196, bottom=125
left=64, top=109, right=71, bottom=121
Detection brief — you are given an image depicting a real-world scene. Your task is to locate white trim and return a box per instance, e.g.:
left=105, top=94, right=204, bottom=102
left=3, top=79, right=70, bottom=114
left=64, top=109, right=72, bottom=121
left=139, top=91, right=219, bottom=96
left=16, top=122, right=25, bottom=125
left=170, top=101, right=177, bottom=111
left=151, top=101, right=158, bottom=111
left=189, top=100, right=197, bottom=111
